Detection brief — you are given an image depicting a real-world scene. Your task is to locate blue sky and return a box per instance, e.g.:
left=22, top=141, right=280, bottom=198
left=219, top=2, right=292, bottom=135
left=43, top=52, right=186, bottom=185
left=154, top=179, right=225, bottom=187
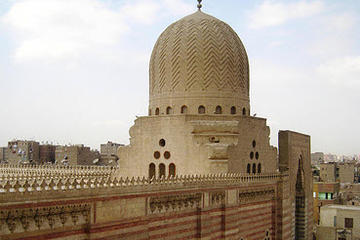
left=0, top=0, right=359, bottom=155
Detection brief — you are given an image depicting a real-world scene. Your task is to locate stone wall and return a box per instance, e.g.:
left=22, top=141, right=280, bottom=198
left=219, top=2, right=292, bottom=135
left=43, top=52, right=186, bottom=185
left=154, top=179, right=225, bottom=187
left=0, top=172, right=289, bottom=240
left=278, top=130, right=313, bottom=240
left=118, top=114, right=277, bottom=179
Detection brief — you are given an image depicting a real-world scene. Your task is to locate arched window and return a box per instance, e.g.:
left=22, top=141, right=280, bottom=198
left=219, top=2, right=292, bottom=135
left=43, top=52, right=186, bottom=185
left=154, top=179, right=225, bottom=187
left=169, top=163, right=176, bottom=177
left=159, top=163, right=165, bottom=179
left=258, top=163, right=261, bottom=173
left=215, top=105, right=222, bottom=114
left=247, top=164, right=251, bottom=174
left=181, top=105, right=188, bottom=114
left=242, top=107, right=246, bottom=116
left=148, top=109, right=152, bottom=116
left=252, top=163, right=256, bottom=174
left=149, top=163, right=156, bottom=179
left=166, top=106, right=173, bottom=115
left=231, top=106, right=236, bottom=114
left=198, top=105, right=205, bottom=114
left=155, top=108, right=160, bottom=115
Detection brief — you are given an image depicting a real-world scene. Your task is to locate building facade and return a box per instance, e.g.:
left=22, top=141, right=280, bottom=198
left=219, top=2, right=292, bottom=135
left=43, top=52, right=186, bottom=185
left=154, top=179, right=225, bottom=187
left=311, top=152, right=324, bottom=166
left=0, top=147, right=8, bottom=163
left=313, top=182, right=340, bottom=224
left=55, top=144, right=100, bottom=165
left=338, top=163, right=355, bottom=183
left=39, top=144, right=56, bottom=164
left=320, top=162, right=355, bottom=183
left=100, top=141, right=123, bottom=155
left=317, top=205, right=360, bottom=240
left=7, top=140, right=40, bottom=164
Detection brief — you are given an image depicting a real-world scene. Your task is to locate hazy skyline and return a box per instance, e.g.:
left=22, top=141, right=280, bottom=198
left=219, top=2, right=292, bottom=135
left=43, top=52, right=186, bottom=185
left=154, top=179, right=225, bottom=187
left=0, top=0, right=359, bottom=155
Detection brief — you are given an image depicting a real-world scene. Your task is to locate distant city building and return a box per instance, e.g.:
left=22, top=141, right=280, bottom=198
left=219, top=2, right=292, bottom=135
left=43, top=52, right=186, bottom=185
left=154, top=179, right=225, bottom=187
left=320, top=162, right=337, bottom=182
left=7, top=140, right=40, bottom=164
left=339, top=184, right=360, bottom=206
left=39, top=144, right=56, bottom=164
left=99, top=141, right=123, bottom=166
left=55, top=144, right=100, bottom=165
left=313, top=182, right=340, bottom=224
left=311, top=152, right=324, bottom=166
left=324, top=153, right=338, bottom=162
left=320, top=162, right=355, bottom=183
left=355, top=163, right=360, bottom=183
left=0, top=147, right=8, bottom=163
left=100, top=141, right=124, bottom=155
left=338, top=163, right=355, bottom=183
left=317, top=205, right=360, bottom=240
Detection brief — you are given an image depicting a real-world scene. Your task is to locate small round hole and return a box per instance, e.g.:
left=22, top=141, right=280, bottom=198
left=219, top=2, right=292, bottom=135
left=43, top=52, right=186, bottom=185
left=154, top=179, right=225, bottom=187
left=252, top=140, right=256, bottom=148
left=154, top=151, right=160, bottom=159
left=164, top=151, right=171, bottom=159
left=256, top=152, right=259, bottom=159
left=159, top=139, right=165, bottom=147
left=250, top=152, right=254, bottom=159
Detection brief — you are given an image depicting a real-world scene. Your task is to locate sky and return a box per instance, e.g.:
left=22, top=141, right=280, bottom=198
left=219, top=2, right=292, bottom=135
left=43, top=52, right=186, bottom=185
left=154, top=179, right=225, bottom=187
left=0, top=0, right=359, bottom=156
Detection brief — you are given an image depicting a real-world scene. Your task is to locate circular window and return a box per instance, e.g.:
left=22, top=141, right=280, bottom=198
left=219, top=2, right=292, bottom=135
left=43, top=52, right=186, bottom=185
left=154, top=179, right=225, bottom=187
left=164, top=151, right=171, bottom=159
left=250, top=152, right=254, bottom=159
left=154, top=151, right=160, bottom=159
left=159, top=139, right=166, bottom=147
left=255, top=152, right=259, bottom=159
left=252, top=140, right=256, bottom=148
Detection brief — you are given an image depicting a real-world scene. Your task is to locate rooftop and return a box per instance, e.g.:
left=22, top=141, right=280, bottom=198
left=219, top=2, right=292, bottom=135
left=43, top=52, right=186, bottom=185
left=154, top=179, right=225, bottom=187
left=322, top=204, right=360, bottom=211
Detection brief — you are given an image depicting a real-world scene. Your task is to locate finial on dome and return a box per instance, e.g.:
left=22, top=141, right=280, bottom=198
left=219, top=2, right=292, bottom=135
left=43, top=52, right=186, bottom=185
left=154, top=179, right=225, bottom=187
left=197, top=0, right=202, bottom=11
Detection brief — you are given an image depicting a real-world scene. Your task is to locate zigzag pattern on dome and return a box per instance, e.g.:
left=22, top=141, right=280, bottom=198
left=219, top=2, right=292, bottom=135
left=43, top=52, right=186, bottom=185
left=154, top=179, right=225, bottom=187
left=149, top=11, right=249, bottom=96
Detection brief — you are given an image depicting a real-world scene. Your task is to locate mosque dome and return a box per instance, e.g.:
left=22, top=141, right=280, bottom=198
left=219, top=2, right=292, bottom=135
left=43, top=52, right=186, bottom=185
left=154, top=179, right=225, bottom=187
left=149, top=10, right=250, bottom=116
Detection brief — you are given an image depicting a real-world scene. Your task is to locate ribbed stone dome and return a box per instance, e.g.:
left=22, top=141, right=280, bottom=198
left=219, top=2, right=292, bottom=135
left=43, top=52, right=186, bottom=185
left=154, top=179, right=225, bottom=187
left=149, top=10, right=250, bottom=116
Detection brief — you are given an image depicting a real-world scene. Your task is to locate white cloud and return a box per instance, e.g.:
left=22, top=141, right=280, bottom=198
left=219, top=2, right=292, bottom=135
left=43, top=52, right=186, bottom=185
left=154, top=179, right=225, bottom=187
left=317, top=56, right=360, bottom=87
left=122, top=0, right=161, bottom=25
left=2, top=0, right=128, bottom=61
left=162, top=0, right=193, bottom=16
left=1, top=0, right=193, bottom=62
left=307, top=13, right=357, bottom=58
left=249, top=0, right=324, bottom=29
left=122, top=0, right=193, bottom=24
left=326, top=13, right=356, bottom=31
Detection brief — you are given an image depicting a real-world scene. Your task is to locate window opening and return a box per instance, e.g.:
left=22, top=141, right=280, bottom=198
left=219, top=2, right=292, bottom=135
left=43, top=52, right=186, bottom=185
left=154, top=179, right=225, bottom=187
left=169, top=163, right=176, bottom=177
left=164, top=151, right=171, bottom=159
left=159, top=163, right=166, bottom=179
left=159, top=139, right=166, bottom=147
left=149, top=163, right=155, bottom=179
left=181, top=105, right=188, bottom=114
left=166, top=106, right=173, bottom=115
left=215, top=105, right=222, bottom=114
left=198, top=105, right=205, bottom=114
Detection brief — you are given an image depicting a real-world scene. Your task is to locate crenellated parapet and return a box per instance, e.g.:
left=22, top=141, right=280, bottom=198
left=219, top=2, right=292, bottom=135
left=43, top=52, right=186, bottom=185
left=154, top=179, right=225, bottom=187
left=0, top=164, right=118, bottom=179
left=0, top=172, right=286, bottom=202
